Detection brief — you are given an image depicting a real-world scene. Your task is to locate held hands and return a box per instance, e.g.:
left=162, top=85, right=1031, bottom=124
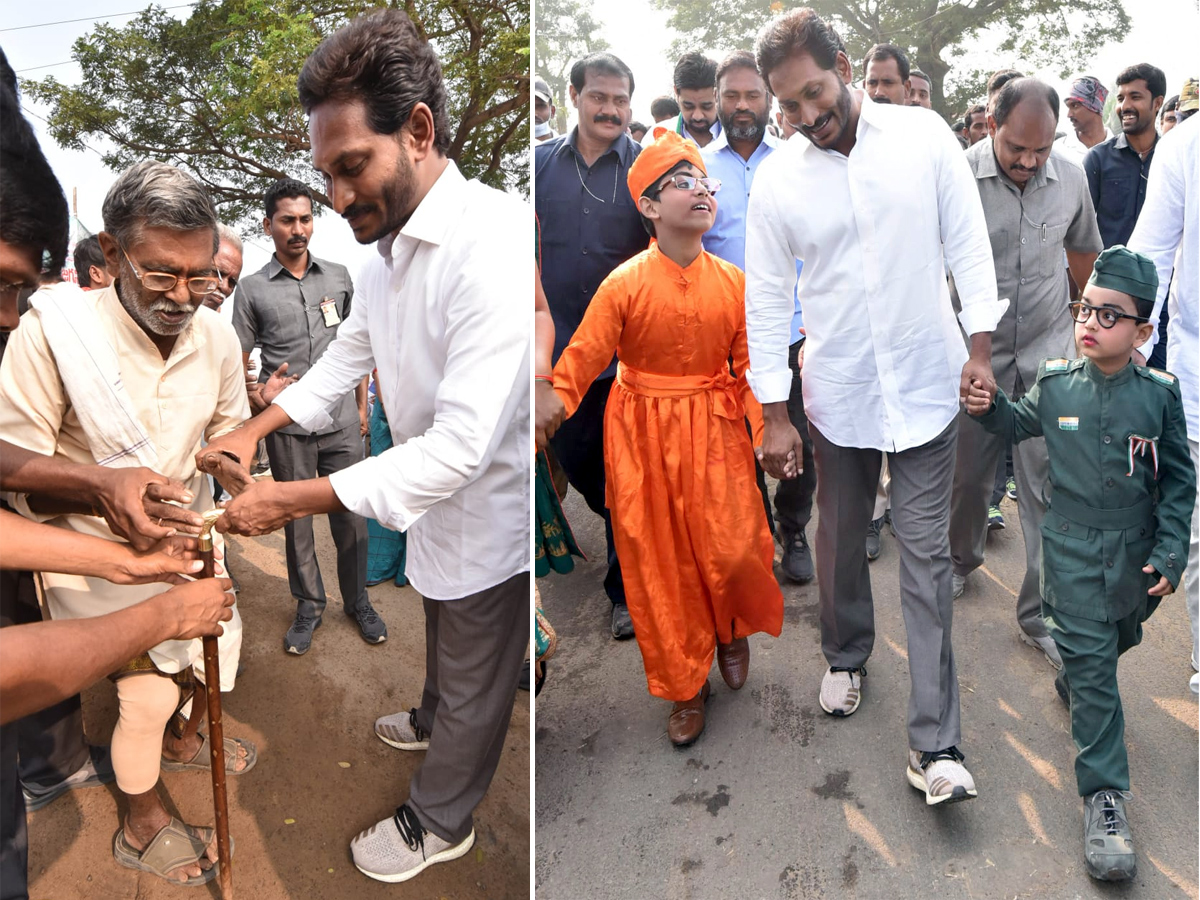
left=196, top=428, right=258, bottom=482
left=215, top=480, right=293, bottom=536
left=94, top=467, right=205, bottom=549
left=160, top=577, right=236, bottom=640
left=964, top=378, right=995, bottom=417
left=756, top=416, right=803, bottom=480
left=110, top=534, right=204, bottom=585
left=959, top=356, right=996, bottom=409
left=535, top=380, right=566, bottom=450
left=1143, top=565, right=1175, bottom=597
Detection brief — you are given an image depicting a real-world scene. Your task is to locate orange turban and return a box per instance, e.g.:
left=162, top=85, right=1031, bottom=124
left=626, top=127, right=707, bottom=204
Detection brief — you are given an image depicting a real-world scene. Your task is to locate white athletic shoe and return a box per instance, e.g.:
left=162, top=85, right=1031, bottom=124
left=351, top=805, right=474, bottom=884
left=374, top=708, right=431, bottom=751
left=907, top=747, right=978, bottom=806
left=819, top=666, right=865, bottom=717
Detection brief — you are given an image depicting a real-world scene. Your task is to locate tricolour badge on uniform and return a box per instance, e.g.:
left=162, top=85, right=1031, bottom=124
left=1148, top=369, right=1176, bottom=386
left=1045, top=359, right=1070, bottom=372
left=1127, top=434, right=1159, bottom=477
left=1058, top=417, right=1079, bottom=431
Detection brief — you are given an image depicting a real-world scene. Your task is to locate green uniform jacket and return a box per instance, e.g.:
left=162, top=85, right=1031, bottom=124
left=977, top=357, right=1195, bottom=623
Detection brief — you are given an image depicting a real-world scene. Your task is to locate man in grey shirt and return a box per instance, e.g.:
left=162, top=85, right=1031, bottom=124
left=232, top=177, right=384, bottom=654
left=950, top=78, right=1102, bottom=668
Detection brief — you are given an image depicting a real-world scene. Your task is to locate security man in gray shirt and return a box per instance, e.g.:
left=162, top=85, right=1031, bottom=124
left=232, top=178, right=385, bottom=654
left=949, top=78, right=1103, bottom=668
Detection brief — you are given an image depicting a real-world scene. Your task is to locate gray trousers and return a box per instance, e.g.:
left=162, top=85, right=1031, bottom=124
left=265, top=426, right=368, bottom=618
left=812, top=419, right=961, bottom=752
left=949, top=407, right=1050, bottom=639
left=408, top=572, right=529, bottom=842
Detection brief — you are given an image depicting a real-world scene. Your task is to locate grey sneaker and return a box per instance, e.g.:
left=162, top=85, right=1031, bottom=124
left=284, top=613, right=321, bottom=655
left=349, top=598, right=387, bottom=644
left=819, top=666, right=865, bottom=716
left=1083, top=790, right=1136, bottom=881
left=22, top=745, right=115, bottom=812
left=865, top=516, right=883, bottom=561
left=611, top=603, right=634, bottom=640
left=780, top=529, right=814, bottom=583
left=952, top=573, right=966, bottom=600
left=906, top=746, right=977, bottom=806
left=351, top=804, right=475, bottom=884
left=375, top=708, right=431, bottom=751
left=1019, top=630, right=1063, bottom=669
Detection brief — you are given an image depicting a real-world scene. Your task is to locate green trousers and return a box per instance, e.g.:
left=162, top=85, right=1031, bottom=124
left=1043, top=597, right=1159, bottom=796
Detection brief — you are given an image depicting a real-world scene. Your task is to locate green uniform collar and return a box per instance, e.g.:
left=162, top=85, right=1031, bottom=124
left=1082, top=357, right=1135, bottom=386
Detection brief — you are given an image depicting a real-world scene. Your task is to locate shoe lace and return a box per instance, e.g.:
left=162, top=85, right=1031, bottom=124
left=293, top=613, right=316, bottom=628
left=867, top=518, right=883, bottom=537
left=356, top=604, right=381, bottom=626
left=408, top=708, right=428, bottom=742
left=393, top=803, right=426, bottom=855
left=919, top=745, right=965, bottom=769
left=830, top=665, right=866, bottom=677
left=1094, top=790, right=1133, bottom=835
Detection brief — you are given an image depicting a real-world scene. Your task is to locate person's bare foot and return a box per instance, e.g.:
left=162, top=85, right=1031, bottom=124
left=123, top=808, right=216, bottom=883
left=161, top=727, right=251, bottom=772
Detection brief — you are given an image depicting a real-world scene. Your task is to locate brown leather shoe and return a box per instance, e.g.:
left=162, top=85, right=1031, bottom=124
left=717, top=637, right=750, bottom=690
left=668, top=681, right=711, bottom=747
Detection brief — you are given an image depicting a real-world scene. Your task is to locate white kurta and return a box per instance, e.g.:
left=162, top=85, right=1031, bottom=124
left=0, top=284, right=249, bottom=688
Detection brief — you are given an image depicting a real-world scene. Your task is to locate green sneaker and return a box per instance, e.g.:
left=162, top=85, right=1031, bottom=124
left=1083, top=790, right=1136, bottom=881
left=987, top=505, right=1006, bottom=530
left=1005, top=477, right=1017, bottom=500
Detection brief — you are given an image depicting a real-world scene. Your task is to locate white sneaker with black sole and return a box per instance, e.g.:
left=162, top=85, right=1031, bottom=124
left=907, top=746, right=978, bottom=806
left=374, top=708, right=430, bottom=751
left=351, top=804, right=474, bottom=883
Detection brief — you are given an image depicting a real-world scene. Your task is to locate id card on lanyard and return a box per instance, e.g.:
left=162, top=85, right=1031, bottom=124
left=320, top=297, right=341, bottom=327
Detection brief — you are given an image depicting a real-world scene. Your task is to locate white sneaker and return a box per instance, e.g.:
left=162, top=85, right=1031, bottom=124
left=819, top=666, right=864, bottom=717
left=351, top=804, right=474, bottom=883
left=1190, top=673, right=1199, bottom=695
left=907, top=747, right=978, bottom=806
left=374, top=708, right=431, bottom=751
left=1019, top=630, right=1063, bottom=669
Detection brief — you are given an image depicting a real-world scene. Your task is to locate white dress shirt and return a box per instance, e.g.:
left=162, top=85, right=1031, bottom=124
left=1054, top=126, right=1113, bottom=169
left=275, top=162, right=531, bottom=600
left=1129, top=115, right=1199, bottom=441
left=744, top=97, right=1007, bottom=452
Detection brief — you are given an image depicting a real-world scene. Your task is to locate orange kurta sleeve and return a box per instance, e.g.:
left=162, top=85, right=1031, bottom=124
left=551, top=270, right=629, bottom=418
left=728, top=270, right=764, bottom=447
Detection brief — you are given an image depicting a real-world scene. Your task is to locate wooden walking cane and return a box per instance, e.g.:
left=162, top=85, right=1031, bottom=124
left=199, top=508, right=234, bottom=899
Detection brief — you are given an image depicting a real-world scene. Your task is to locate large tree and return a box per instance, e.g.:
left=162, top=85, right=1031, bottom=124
left=23, top=0, right=529, bottom=225
left=654, top=0, right=1128, bottom=121
left=534, top=0, right=609, bottom=135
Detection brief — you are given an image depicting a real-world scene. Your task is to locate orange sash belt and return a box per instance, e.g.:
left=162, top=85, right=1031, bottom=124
left=616, top=362, right=743, bottom=420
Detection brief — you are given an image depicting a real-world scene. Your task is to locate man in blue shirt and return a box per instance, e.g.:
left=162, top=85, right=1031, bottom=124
left=701, top=51, right=813, bottom=584
left=1086, top=63, right=1168, bottom=367
left=535, top=52, right=648, bottom=639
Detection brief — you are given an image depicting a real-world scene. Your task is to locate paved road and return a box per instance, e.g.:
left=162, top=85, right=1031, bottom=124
left=27, top=516, right=529, bottom=900
left=536, top=487, right=1198, bottom=900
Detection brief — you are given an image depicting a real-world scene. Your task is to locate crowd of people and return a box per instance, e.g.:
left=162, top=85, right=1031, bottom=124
left=0, top=7, right=530, bottom=896
left=533, top=7, right=1196, bottom=884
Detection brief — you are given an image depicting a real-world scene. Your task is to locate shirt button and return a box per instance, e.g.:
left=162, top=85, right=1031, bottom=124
left=1061, top=523, right=1069, bottom=532
left=582, top=247, right=589, bottom=255
left=1017, top=316, right=1023, bottom=323
left=1020, top=277, right=1026, bottom=284
left=1106, top=477, right=1114, bottom=487
left=1169, top=552, right=1178, bottom=560
left=1021, top=237, right=1027, bottom=244
left=583, top=207, right=590, bottom=215
left=1103, top=434, right=1112, bottom=444
left=1105, top=559, right=1114, bottom=568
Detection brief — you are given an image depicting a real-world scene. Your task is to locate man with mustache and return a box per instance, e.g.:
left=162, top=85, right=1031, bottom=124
left=949, top=77, right=1102, bottom=669
left=1056, top=75, right=1113, bottom=167
left=746, top=8, right=1005, bottom=806
left=231, top=177, right=382, bottom=655
left=862, top=43, right=909, bottom=106
left=201, top=225, right=242, bottom=314
left=908, top=68, right=933, bottom=109
left=701, top=51, right=815, bottom=586
left=535, top=51, right=647, bottom=640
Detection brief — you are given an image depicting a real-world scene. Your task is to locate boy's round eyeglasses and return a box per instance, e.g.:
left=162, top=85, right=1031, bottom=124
left=1069, top=301, right=1148, bottom=329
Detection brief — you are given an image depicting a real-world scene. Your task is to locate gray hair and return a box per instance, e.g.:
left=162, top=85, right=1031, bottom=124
left=216, top=223, right=243, bottom=252
left=102, top=160, right=218, bottom=252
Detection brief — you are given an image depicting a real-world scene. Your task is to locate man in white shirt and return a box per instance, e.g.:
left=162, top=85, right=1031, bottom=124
left=1056, top=75, right=1113, bottom=167
left=202, top=9, right=529, bottom=884
left=747, top=9, right=1005, bottom=806
left=1129, top=115, right=1200, bottom=692
left=641, top=52, right=723, bottom=148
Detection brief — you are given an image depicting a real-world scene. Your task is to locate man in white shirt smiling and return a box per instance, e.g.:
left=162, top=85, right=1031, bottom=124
left=746, top=8, right=1006, bottom=807
left=201, top=8, right=529, bottom=884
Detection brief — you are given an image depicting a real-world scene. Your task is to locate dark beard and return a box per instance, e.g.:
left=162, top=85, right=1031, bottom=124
left=355, top=154, right=418, bottom=244
left=719, top=108, right=768, bottom=143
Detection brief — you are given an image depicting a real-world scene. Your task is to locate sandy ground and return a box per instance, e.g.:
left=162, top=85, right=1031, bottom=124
left=25, top=515, right=530, bottom=899
left=535, top=486, right=1199, bottom=900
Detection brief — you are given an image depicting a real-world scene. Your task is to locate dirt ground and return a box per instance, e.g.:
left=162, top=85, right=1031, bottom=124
left=25, top=515, right=530, bottom=900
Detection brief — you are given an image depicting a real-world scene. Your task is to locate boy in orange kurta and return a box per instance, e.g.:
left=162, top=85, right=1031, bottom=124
left=551, top=129, right=784, bottom=746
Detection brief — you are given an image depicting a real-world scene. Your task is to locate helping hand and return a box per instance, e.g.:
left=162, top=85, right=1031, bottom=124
left=159, top=577, right=236, bottom=640
left=964, top=379, right=994, bottom=416
left=94, top=467, right=204, bottom=550
left=757, top=416, right=803, bottom=480
left=215, top=480, right=295, bottom=536
left=535, top=381, right=566, bottom=451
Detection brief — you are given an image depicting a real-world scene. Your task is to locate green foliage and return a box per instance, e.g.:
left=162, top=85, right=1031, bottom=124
left=653, top=0, right=1128, bottom=121
left=534, top=0, right=609, bottom=134
left=23, top=0, right=528, bottom=226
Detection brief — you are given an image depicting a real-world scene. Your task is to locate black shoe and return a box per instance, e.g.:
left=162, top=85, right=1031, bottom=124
left=611, top=602, right=634, bottom=640
left=1055, top=669, right=1071, bottom=709
left=781, top=529, right=814, bottom=583
left=348, top=598, right=388, bottom=644
left=866, top=516, right=884, bottom=561
left=519, top=659, right=531, bottom=692
left=285, top=613, right=321, bottom=654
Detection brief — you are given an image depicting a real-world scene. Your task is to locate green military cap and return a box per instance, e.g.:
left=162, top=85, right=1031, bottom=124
left=1087, top=245, right=1158, bottom=303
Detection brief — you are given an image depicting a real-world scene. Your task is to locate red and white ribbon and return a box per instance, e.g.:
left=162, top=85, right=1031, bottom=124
left=1127, top=434, right=1158, bottom=477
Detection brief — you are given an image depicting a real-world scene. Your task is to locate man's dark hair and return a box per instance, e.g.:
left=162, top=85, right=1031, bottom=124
left=716, top=50, right=765, bottom=92
left=862, top=43, right=909, bottom=82
left=674, top=52, right=717, bottom=93
left=992, top=77, right=1060, bottom=128
left=965, top=103, right=987, bottom=125
left=569, top=52, right=635, bottom=96
left=264, top=177, right=315, bottom=219
left=298, top=8, right=451, bottom=154
left=628, top=121, right=647, bottom=137
left=987, top=68, right=1024, bottom=99
left=1116, top=63, right=1167, bottom=100
left=756, top=8, right=846, bottom=83
left=650, top=95, right=679, bottom=120
left=910, top=68, right=931, bottom=87
left=1163, top=94, right=1180, bottom=114
left=0, top=50, right=68, bottom=275
left=73, top=236, right=106, bottom=287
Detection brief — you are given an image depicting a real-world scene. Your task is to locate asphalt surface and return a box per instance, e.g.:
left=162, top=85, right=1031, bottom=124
left=535, top=486, right=1199, bottom=900
left=26, top=514, right=530, bottom=900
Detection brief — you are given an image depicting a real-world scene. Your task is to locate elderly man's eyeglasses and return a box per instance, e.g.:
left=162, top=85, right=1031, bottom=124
left=1069, top=301, right=1149, bottom=329
left=121, top=246, right=220, bottom=296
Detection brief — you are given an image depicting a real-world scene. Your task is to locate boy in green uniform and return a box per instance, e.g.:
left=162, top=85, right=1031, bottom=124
left=965, top=245, right=1195, bottom=882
